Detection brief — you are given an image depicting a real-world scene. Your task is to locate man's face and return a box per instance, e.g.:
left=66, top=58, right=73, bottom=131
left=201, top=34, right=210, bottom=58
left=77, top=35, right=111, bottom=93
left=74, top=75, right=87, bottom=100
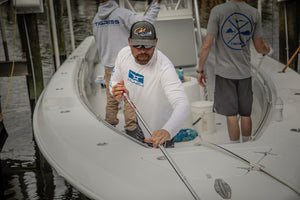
left=129, top=38, right=157, bottom=65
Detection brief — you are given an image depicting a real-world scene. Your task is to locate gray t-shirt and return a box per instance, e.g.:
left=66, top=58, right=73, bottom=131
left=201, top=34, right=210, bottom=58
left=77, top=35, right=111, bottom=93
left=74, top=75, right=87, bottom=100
left=207, top=1, right=263, bottom=79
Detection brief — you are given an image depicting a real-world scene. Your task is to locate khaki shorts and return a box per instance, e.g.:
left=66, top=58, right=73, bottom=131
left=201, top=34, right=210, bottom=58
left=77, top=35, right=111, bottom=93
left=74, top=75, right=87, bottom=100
left=104, top=68, right=137, bottom=131
left=213, top=75, right=253, bottom=116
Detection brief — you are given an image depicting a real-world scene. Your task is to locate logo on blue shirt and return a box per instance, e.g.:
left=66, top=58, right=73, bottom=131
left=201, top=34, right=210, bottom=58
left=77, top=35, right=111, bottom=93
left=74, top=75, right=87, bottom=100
left=221, top=12, right=253, bottom=50
left=128, top=70, right=144, bottom=87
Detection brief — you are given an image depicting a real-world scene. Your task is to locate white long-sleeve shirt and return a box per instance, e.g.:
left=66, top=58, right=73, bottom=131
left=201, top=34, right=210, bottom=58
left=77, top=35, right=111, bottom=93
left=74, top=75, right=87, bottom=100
left=110, top=46, right=190, bottom=138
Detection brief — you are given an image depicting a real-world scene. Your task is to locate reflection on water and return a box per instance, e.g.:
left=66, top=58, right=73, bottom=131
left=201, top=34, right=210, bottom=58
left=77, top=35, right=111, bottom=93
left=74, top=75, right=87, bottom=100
left=0, top=0, right=97, bottom=199
left=0, top=0, right=278, bottom=199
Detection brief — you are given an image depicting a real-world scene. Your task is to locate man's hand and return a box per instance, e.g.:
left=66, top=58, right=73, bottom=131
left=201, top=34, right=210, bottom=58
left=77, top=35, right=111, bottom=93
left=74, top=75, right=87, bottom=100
left=197, top=72, right=206, bottom=87
left=112, top=80, right=126, bottom=101
left=253, top=38, right=271, bottom=55
left=197, top=34, right=214, bottom=87
left=264, top=43, right=271, bottom=55
left=144, top=129, right=171, bottom=148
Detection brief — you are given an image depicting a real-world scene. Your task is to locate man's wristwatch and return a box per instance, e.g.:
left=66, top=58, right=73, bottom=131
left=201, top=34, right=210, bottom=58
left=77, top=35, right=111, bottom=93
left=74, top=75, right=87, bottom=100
left=196, top=70, right=204, bottom=74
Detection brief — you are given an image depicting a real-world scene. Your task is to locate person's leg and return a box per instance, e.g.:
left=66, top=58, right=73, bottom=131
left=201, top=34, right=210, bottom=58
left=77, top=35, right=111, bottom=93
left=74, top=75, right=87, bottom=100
left=241, top=116, right=252, bottom=142
left=214, top=76, right=239, bottom=142
left=226, top=115, right=240, bottom=141
left=123, top=99, right=137, bottom=132
left=104, top=68, right=119, bottom=125
left=238, top=77, right=253, bottom=142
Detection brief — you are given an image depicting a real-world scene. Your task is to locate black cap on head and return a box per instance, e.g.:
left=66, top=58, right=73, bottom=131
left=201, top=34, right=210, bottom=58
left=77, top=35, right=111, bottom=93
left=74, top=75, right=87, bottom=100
left=129, top=21, right=156, bottom=46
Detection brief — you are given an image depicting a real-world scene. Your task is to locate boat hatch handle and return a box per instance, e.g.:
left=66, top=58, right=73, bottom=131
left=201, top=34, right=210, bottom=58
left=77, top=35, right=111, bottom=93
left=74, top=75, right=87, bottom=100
left=290, top=128, right=300, bottom=133
left=157, top=156, right=166, bottom=160
left=214, top=178, right=232, bottom=199
left=200, top=141, right=300, bottom=196
left=97, top=142, right=108, bottom=146
left=123, top=91, right=201, bottom=200
left=60, top=110, right=70, bottom=113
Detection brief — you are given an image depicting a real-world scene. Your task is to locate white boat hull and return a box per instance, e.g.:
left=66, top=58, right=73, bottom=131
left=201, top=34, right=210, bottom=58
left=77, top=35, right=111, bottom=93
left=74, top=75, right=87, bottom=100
left=33, top=35, right=300, bottom=199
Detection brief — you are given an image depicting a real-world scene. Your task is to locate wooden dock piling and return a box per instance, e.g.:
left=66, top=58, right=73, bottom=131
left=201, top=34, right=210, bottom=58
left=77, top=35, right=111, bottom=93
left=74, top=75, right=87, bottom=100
left=17, top=14, right=44, bottom=112
left=278, top=0, right=299, bottom=71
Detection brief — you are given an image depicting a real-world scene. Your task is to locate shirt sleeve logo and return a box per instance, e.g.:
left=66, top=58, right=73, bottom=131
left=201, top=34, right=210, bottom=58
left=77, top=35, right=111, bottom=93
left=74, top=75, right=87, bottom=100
left=221, top=12, right=253, bottom=50
left=128, top=70, right=144, bottom=87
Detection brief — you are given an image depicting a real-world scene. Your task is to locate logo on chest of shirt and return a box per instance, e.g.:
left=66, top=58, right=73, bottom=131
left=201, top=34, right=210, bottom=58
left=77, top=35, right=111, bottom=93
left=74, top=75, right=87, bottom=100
left=221, top=12, right=253, bottom=50
left=128, top=70, right=144, bottom=87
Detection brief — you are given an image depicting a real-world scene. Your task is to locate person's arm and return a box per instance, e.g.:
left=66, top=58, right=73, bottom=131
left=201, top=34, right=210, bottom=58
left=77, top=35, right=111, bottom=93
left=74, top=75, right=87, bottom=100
left=122, top=0, right=161, bottom=29
left=146, top=64, right=190, bottom=142
left=111, top=80, right=126, bottom=101
left=144, top=66, right=190, bottom=148
left=197, top=34, right=214, bottom=87
left=110, top=51, right=125, bottom=101
left=253, top=37, right=270, bottom=55
left=142, top=1, right=161, bottom=24
left=163, top=68, right=190, bottom=134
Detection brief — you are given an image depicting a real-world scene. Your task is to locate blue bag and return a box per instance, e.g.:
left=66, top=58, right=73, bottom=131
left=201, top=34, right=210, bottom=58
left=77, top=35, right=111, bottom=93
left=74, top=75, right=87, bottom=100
left=174, top=129, right=198, bottom=142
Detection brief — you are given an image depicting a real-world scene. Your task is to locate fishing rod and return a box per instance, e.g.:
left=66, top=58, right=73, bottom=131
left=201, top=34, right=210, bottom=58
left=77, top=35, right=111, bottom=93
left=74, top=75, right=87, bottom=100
left=200, top=141, right=300, bottom=196
left=123, top=91, right=201, bottom=200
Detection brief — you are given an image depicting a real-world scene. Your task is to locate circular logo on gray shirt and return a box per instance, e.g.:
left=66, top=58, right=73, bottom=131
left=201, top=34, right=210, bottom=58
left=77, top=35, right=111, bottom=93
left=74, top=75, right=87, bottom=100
left=221, top=12, right=253, bottom=50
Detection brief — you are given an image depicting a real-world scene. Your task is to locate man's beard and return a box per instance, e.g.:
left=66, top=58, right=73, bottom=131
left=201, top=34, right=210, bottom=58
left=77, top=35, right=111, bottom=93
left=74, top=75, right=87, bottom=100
left=135, top=53, right=153, bottom=65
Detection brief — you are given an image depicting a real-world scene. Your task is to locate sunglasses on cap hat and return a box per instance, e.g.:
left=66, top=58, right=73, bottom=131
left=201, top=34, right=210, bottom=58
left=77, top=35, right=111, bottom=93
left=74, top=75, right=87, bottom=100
left=132, top=45, right=153, bottom=49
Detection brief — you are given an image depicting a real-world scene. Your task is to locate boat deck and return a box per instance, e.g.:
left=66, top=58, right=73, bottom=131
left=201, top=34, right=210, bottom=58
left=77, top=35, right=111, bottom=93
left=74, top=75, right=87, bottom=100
left=88, top=61, right=265, bottom=147
left=32, top=36, right=300, bottom=200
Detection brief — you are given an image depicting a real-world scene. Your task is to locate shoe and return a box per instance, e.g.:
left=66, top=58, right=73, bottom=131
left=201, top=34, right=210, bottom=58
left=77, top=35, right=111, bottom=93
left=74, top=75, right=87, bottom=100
left=126, top=124, right=174, bottom=148
left=125, top=129, right=136, bottom=138
left=125, top=123, right=145, bottom=142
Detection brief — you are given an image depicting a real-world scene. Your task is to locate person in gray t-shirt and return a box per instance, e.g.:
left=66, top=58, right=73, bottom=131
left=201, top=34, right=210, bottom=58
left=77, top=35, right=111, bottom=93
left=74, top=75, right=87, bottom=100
left=196, top=0, right=270, bottom=143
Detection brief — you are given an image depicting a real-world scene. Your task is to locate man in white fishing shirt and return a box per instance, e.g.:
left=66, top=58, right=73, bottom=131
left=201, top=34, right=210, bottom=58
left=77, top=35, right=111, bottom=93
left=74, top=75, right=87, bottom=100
left=196, top=0, right=270, bottom=143
left=110, top=21, right=190, bottom=148
left=93, top=0, right=162, bottom=137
